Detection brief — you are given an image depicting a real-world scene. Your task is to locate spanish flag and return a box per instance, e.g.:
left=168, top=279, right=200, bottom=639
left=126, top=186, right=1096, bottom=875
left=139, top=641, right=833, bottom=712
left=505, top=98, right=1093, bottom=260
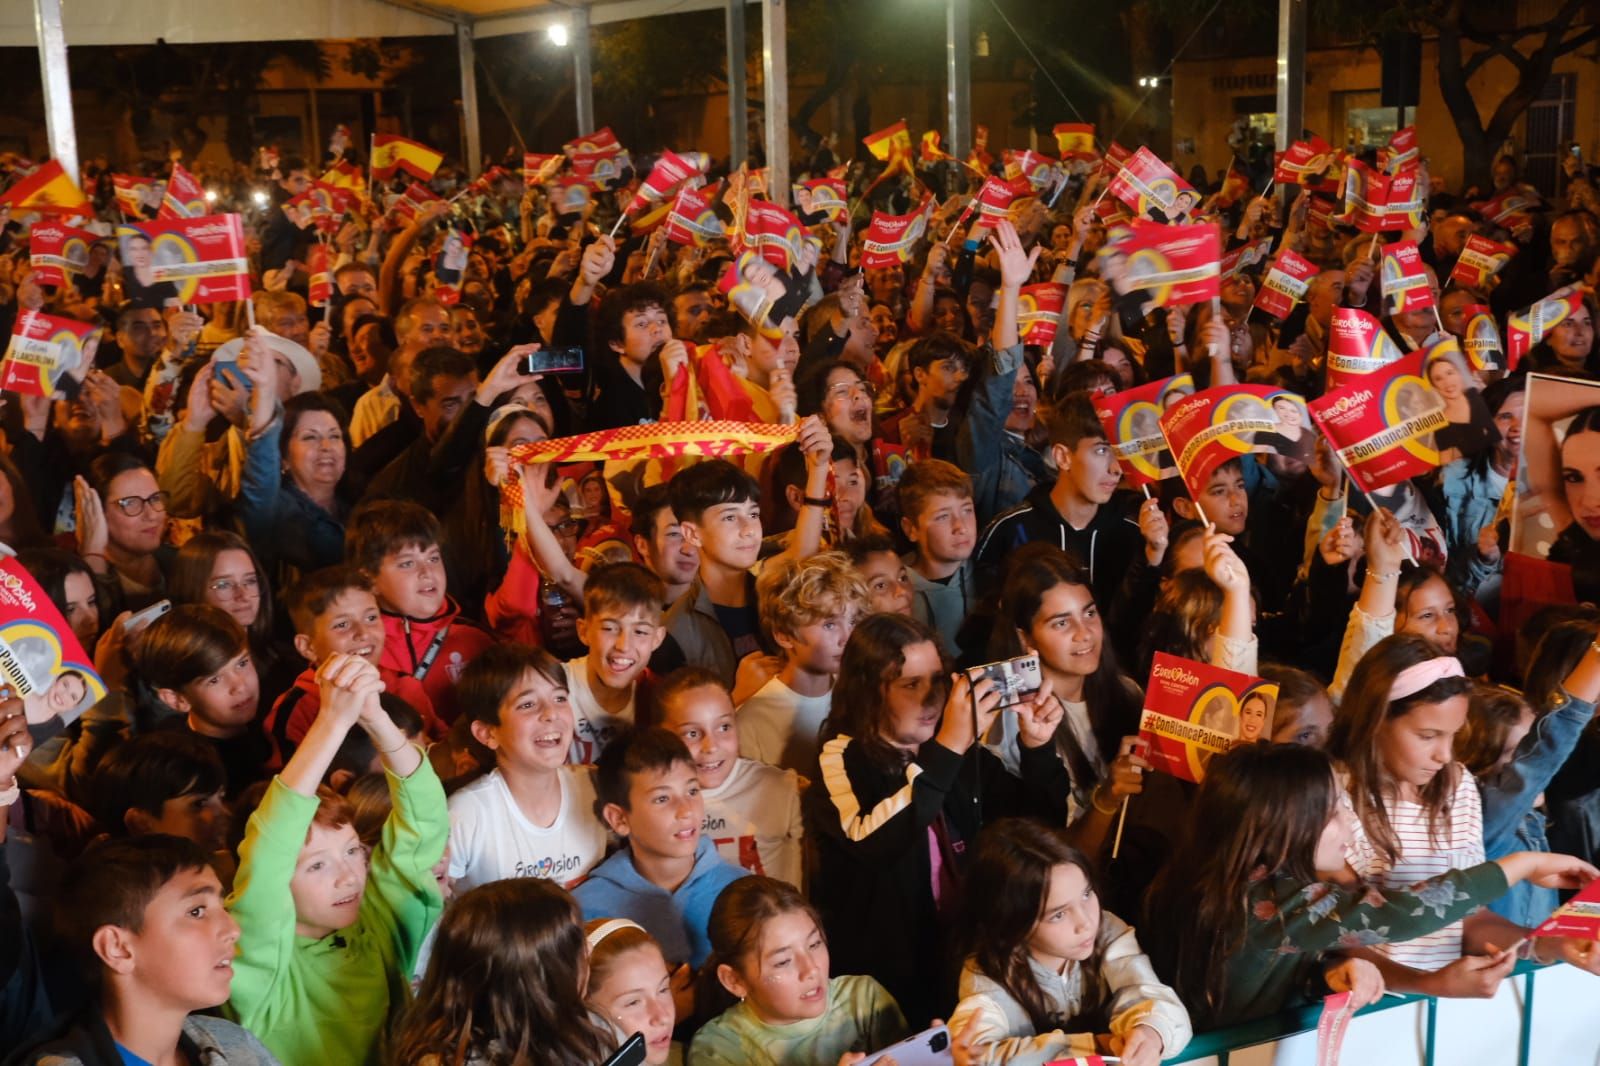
left=370, top=134, right=444, bottom=183
left=863, top=120, right=913, bottom=164
left=1215, top=161, right=1251, bottom=208
left=920, top=130, right=956, bottom=166
left=1053, top=122, right=1096, bottom=161
left=320, top=158, right=366, bottom=193
left=0, top=160, right=89, bottom=216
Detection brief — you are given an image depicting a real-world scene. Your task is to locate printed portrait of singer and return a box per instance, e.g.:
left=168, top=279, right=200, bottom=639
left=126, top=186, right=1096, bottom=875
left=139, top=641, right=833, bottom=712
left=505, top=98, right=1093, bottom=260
left=1521, top=381, right=1600, bottom=602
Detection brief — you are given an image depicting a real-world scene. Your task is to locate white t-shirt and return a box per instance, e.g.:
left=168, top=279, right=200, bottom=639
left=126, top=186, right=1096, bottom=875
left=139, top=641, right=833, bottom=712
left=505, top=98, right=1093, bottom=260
left=737, top=676, right=833, bottom=773
left=447, top=766, right=609, bottom=894
left=1341, top=766, right=1486, bottom=972
left=702, top=757, right=805, bottom=888
left=565, top=656, right=636, bottom=765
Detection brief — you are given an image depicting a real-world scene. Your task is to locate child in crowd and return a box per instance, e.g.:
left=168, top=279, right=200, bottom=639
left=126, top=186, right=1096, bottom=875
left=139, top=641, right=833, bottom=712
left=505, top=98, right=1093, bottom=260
left=896, top=459, right=978, bottom=654
left=1258, top=663, right=1334, bottom=748
left=737, top=552, right=869, bottom=774
left=1144, top=743, right=1595, bottom=1029
left=950, top=818, right=1190, bottom=1066
left=226, top=652, right=447, bottom=1066
left=655, top=667, right=804, bottom=887
left=843, top=534, right=914, bottom=616
left=565, top=562, right=667, bottom=764
left=86, top=731, right=234, bottom=886
left=584, top=918, right=680, bottom=1065
left=345, top=499, right=495, bottom=720
left=447, top=643, right=609, bottom=894
left=264, top=565, right=439, bottom=764
left=576, top=727, right=749, bottom=970
left=392, top=878, right=615, bottom=1065
left=690, top=876, right=908, bottom=1066
left=805, top=612, right=1072, bottom=1027
left=11, top=835, right=277, bottom=1066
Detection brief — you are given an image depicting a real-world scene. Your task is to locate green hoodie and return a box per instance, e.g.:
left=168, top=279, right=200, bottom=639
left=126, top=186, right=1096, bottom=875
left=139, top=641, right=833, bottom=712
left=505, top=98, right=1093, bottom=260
left=224, top=762, right=447, bottom=1066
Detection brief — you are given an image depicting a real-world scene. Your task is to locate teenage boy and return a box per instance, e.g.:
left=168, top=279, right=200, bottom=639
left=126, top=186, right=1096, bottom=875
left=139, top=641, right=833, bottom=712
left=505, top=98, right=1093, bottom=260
left=574, top=728, right=748, bottom=969
left=345, top=499, right=495, bottom=722
left=87, top=731, right=230, bottom=854
left=736, top=552, right=869, bottom=774
left=264, top=565, right=440, bottom=765
left=227, top=653, right=447, bottom=1066
left=565, top=562, right=668, bottom=764
left=12, top=836, right=277, bottom=1066
left=878, top=333, right=973, bottom=461
left=650, top=422, right=832, bottom=687
left=656, top=667, right=804, bottom=888
left=974, top=390, right=1159, bottom=611
left=449, top=644, right=610, bottom=894
left=897, top=459, right=979, bottom=654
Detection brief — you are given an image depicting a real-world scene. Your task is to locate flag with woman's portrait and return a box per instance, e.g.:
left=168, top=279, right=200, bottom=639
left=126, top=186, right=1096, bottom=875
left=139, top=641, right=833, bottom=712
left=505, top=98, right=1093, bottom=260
left=1309, top=350, right=1446, bottom=492
left=1139, top=653, right=1278, bottom=782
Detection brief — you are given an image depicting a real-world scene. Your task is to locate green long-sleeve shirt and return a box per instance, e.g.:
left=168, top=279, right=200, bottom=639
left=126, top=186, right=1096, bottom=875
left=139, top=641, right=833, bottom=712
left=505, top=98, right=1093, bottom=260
left=225, top=761, right=448, bottom=1065
left=1210, top=860, right=1509, bottom=1029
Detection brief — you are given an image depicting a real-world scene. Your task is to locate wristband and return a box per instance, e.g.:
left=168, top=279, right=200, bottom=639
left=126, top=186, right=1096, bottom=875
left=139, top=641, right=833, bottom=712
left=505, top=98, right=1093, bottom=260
left=0, top=780, right=18, bottom=808
left=377, top=737, right=412, bottom=755
left=1091, top=785, right=1119, bottom=815
left=1368, top=569, right=1400, bottom=583
left=802, top=495, right=832, bottom=508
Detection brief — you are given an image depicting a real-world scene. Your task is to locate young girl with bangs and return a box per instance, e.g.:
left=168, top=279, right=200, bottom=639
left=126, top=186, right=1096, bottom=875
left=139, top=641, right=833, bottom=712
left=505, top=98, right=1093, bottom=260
left=584, top=918, right=680, bottom=1065
left=950, top=818, right=1190, bottom=1066
left=690, top=876, right=907, bottom=1066
left=803, top=611, right=1071, bottom=1027
left=1330, top=634, right=1600, bottom=996
left=392, top=877, right=615, bottom=1066
left=1144, top=742, right=1595, bottom=1029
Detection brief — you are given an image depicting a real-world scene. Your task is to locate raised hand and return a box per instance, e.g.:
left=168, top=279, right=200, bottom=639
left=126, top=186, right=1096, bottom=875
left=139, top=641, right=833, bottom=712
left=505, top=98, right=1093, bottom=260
left=992, top=218, right=1041, bottom=290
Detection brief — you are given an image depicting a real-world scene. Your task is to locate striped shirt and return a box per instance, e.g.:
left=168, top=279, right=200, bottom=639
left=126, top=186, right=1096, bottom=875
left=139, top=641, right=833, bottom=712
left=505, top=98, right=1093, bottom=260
left=1341, top=766, right=1485, bottom=972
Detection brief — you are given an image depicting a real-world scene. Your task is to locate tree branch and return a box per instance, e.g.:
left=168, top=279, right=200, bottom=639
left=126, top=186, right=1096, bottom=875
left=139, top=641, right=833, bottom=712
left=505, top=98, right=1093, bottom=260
left=1555, top=24, right=1600, bottom=58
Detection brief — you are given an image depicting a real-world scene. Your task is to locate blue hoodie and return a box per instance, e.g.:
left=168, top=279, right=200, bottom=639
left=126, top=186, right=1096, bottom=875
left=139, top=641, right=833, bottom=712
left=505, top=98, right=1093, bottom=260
left=574, top=836, right=748, bottom=968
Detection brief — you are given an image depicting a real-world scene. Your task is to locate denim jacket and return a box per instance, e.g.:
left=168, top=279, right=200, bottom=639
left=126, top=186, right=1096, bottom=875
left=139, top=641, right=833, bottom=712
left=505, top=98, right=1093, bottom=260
left=959, top=342, right=1047, bottom=527
left=1480, top=686, right=1594, bottom=926
left=1438, top=458, right=1506, bottom=599
left=236, top=419, right=348, bottom=576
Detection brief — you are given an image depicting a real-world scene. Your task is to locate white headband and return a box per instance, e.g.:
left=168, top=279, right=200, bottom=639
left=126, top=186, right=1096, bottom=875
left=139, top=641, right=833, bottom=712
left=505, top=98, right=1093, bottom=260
left=585, top=918, right=646, bottom=952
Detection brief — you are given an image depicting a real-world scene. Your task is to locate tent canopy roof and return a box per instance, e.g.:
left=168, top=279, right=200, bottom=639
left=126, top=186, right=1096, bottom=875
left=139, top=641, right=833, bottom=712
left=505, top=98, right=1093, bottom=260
left=0, top=0, right=741, bottom=47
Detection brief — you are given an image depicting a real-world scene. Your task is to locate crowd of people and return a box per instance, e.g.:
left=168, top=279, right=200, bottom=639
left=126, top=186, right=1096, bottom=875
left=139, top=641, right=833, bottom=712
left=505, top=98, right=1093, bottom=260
left=2, top=122, right=1600, bottom=1066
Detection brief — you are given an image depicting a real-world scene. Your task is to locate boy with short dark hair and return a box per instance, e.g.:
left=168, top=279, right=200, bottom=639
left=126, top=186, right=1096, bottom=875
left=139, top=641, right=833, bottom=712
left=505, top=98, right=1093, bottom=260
left=975, top=390, right=1160, bottom=611
left=574, top=727, right=748, bottom=969
left=87, top=731, right=230, bottom=854
left=12, top=835, right=277, bottom=1065
left=566, top=562, right=668, bottom=764
left=897, top=458, right=979, bottom=652
left=263, top=565, right=439, bottom=764
left=345, top=499, right=495, bottom=722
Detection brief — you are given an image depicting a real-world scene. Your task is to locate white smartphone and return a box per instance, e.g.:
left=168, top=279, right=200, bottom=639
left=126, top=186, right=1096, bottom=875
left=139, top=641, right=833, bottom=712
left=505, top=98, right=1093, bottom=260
left=858, top=1026, right=953, bottom=1066
left=123, top=599, right=172, bottom=633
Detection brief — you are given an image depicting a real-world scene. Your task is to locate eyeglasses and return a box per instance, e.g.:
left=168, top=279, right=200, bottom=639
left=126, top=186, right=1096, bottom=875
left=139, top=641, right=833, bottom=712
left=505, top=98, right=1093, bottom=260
left=825, top=382, right=871, bottom=402
left=111, top=491, right=168, bottom=518
left=552, top=519, right=583, bottom=536
left=208, top=575, right=261, bottom=596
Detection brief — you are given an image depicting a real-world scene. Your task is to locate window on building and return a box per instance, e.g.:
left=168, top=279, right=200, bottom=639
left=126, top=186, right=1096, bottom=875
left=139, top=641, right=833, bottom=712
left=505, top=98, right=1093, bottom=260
left=1335, top=90, right=1399, bottom=150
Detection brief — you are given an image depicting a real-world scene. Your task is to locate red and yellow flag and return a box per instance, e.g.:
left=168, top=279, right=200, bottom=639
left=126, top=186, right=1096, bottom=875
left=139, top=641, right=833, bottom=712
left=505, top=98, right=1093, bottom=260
left=1214, top=161, right=1252, bottom=209
left=320, top=159, right=366, bottom=193
left=863, top=120, right=913, bottom=163
left=920, top=130, right=956, bottom=166
left=1053, top=123, right=1096, bottom=161
left=0, top=160, right=89, bottom=216
left=371, top=134, right=444, bottom=183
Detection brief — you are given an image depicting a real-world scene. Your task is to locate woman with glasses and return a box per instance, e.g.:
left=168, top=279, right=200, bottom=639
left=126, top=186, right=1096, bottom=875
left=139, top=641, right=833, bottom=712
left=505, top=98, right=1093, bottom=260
left=73, top=453, right=172, bottom=612
left=169, top=531, right=290, bottom=704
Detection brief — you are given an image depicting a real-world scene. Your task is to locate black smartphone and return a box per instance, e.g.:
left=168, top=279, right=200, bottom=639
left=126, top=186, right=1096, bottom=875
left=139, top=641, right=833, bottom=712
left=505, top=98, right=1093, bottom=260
left=600, top=1033, right=646, bottom=1066
left=525, top=346, right=585, bottom=375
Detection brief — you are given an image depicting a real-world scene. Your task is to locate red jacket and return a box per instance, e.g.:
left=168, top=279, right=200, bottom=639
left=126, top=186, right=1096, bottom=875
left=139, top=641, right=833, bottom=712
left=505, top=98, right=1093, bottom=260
left=378, top=595, right=495, bottom=724
left=263, top=664, right=440, bottom=768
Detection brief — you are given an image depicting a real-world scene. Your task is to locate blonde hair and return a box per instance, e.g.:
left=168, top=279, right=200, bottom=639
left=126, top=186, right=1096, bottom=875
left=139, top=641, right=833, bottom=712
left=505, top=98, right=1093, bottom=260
left=758, top=551, right=870, bottom=642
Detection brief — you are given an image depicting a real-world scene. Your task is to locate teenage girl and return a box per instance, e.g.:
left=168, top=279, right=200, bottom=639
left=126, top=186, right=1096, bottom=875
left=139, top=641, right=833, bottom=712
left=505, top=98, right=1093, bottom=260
left=950, top=818, right=1190, bottom=1066
left=585, top=918, right=680, bottom=1065
left=1144, top=742, right=1595, bottom=1029
left=392, top=877, right=614, bottom=1065
left=689, top=876, right=908, bottom=1066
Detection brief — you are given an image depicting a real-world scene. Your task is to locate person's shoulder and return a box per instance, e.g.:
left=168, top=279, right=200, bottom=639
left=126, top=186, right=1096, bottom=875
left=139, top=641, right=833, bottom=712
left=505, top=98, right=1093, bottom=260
left=448, top=768, right=503, bottom=806
left=736, top=757, right=799, bottom=793
left=183, top=1014, right=281, bottom=1064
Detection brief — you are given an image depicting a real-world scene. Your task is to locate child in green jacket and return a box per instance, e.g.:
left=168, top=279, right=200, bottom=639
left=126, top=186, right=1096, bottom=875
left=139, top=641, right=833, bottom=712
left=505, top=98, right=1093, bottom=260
left=226, top=652, right=448, bottom=1065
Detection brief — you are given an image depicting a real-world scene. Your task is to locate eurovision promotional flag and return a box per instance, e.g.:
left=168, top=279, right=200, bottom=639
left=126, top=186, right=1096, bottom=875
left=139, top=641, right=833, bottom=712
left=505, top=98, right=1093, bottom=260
left=1, top=310, right=97, bottom=397
left=1461, top=304, right=1506, bottom=372
left=569, top=149, right=632, bottom=192
left=370, top=134, right=444, bottom=183
left=1100, top=141, right=1133, bottom=181
left=1530, top=868, right=1600, bottom=940
left=1159, top=384, right=1310, bottom=500
left=159, top=163, right=207, bottom=219
left=1508, top=285, right=1585, bottom=369
left=1139, top=653, right=1279, bottom=782
left=1113, top=221, right=1221, bottom=309
left=743, top=200, right=809, bottom=272
left=1252, top=248, right=1319, bottom=320
left=1382, top=166, right=1426, bottom=230
left=622, top=150, right=706, bottom=217
left=1326, top=307, right=1405, bottom=388
left=1381, top=126, right=1420, bottom=174
left=392, top=181, right=442, bottom=225
left=862, top=200, right=932, bottom=269
left=28, top=222, right=95, bottom=287
left=1471, top=186, right=1542, bottom=230
left=1380, top=240, right=1435, bottom=315
left=1338, top=159, right=1390, bottom=233
left=1017, top=282, right=1068, bottom=346
left=565, top=127, right=624, bottom=158
left=1307, top=195, right=1338, bottom=231
left=307, top=242, right=331, bottom=309
left=793, top=178, right=847, bottom=224
left=115, top=214, right=251, bottom=304
left=1309, top=349, right=1448, bottom=493
left=0, top=554, right=106, bottom=729
left=1053, top=122, right=1097, bottom=161
left=1221, top=238, right=1272, bottom=279
left=663, top=184, right=726, bottom=247
left=523, top=152, right=564, bottom=188
left=1093, top=373, right=1196, bottom=488
left=1108, top=147, right=1198, bottom=223
left=1273, top=136, right=1336, bottom=185
left=0, top=160, right=89, bottom=216
left=1003, top=149, right=1058, bottom=193
left=1450, top=234, right=1517, bottom=291
left=112, top=174, right=159, bottom=220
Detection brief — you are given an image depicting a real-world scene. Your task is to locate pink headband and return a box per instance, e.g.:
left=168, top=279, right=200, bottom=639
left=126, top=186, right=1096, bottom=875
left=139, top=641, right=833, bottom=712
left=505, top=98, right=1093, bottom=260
left=1389, top=657, right=1465, bottom=702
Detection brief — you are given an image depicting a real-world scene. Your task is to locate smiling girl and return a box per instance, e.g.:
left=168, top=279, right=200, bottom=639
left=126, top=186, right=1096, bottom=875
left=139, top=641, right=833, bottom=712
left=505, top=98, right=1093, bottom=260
left=1522, top=393, right=1600, bottom=601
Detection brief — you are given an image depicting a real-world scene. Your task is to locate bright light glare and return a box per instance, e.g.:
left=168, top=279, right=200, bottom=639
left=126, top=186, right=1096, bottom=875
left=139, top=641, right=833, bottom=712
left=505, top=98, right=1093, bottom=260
left=547, top=22, right=569, bottom=46
left=204, top=189, right=219, bottom=203
left=251, top=190, right=269, bottom=207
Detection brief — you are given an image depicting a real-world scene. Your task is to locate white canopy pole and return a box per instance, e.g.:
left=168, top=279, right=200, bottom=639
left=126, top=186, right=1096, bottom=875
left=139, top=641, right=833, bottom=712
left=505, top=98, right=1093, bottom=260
left=761, top=0, right=787, bottom=204
left=457, top=22, right=482, bottom=177
left=33, top=0, right=78, bottom=180
left=573, top=4, right=595, bottom=134
left=726, top=0, right=748, bottom=168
